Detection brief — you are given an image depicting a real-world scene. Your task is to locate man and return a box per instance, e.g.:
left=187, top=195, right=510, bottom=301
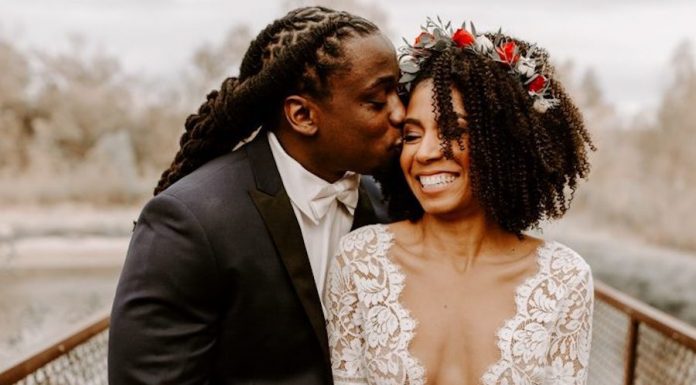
left=108, top=6, right=404, bottom=385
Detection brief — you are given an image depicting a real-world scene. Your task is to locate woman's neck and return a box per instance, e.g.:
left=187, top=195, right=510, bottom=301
left=414, top=211, right=523, bottom=271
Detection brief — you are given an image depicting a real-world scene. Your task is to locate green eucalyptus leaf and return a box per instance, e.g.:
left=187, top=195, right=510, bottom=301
left=400, top=61, right=420, bottom=73
left=400, top=72, right=417, bottom=83
left=432, top=39, right=449, bottom=51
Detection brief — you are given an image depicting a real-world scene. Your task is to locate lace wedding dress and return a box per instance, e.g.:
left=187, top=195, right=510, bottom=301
left=324, top=224, right=593, bottom=385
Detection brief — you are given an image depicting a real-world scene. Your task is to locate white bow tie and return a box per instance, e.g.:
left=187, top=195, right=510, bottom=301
left=308, top=173, right=360, bottom=221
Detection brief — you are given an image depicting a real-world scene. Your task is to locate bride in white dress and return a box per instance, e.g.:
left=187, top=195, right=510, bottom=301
left=324, top=20, right=595, bottom=385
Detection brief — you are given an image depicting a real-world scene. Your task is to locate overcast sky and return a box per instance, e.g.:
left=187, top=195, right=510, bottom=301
left=1, top=0, right=695, bottom=118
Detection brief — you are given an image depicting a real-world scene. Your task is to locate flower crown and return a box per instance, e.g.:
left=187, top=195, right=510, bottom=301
left=399, top=17, right=559, bottom=113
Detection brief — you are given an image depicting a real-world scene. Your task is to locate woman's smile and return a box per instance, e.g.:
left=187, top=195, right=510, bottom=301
left=416, top=172, right=460, bottom=192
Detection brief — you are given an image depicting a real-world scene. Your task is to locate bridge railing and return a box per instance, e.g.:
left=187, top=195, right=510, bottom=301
left=589, top=280, right=696, bottom=385
left=0, top=311, right=109, bottom=385
left=1, top=280, right=696, bottom=385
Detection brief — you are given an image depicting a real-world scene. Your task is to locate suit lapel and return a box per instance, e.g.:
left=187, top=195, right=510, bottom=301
left=245, top=133, right=330, bottom=361
left=352, top=185, right=380, bottom=231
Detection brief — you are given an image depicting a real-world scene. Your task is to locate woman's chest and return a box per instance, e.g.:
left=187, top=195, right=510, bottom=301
left=398, top=277, right=525, bottom=384
left=356, top=258, right=562, bottom=384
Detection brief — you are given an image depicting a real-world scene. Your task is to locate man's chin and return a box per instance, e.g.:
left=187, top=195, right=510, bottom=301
left=369, top=151, right=401, bottom=177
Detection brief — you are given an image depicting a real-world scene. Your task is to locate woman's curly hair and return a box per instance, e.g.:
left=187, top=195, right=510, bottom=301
left=153, top=7, right=378, bottom=195
left=378, top=34, right=595, bottom=235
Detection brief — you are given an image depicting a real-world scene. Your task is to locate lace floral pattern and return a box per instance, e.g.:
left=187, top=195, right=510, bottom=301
left=324, top=224, right=593, bottom=385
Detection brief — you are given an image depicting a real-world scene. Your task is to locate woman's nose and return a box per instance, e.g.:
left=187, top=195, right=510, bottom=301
left=415, top=129, right=443, bottom=163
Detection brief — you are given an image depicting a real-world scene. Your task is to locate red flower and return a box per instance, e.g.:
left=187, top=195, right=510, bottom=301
left=528, top=76, right=547, bottom=93
left=452, top=28, right=475, bottom=47
left=496, top=41, right=520, bottom=65
left=414, top=32, right=434, bottom=46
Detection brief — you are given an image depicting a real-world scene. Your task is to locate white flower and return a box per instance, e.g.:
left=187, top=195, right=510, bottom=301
left=516, top=57, right=536, bottom=77
left=533, top=99, right=551, bottom=113
left=341, top=227, right=375, bottom=253
left=365, top=305, right=399, bottom=348
left=474, top=35, right=494, bottom=53
left=512, top=322, right=550, bottom=361
left=529, top=287, right=558, bottom=323
left=399, top=59, right=420, bottom=74
left=545, top=356, right=576, bottom=384
left=356, top=274, right=390, bottom=306
left=338, top=338, right=366, bottom=374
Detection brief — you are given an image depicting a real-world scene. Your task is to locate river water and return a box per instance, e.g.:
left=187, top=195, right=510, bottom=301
left=0, top=236, right=126, bottom=370
left=0, top=268, right=120, bottom=368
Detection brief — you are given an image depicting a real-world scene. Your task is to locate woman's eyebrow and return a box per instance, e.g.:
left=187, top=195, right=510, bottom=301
left=403, top=117, right=423, bottom=127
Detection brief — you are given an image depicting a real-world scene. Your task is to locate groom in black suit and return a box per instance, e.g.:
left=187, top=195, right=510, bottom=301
left=108, top=7, right=403, bottom=385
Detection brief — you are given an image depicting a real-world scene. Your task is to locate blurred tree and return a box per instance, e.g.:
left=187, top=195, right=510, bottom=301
left=31, top=37, right=133, bottom=167
left=579, top=69, right=604, bottom=109
left=633, top=39, right=696, bottom=187
left=645, top=39, right=696, bottom=206
left=185, top=25, right=253, bottom=103
left=657, top=39, right=696, bottom=137
left=586, top=38, right=696, bottom=249
left=0, top=38, right=41, bottom=171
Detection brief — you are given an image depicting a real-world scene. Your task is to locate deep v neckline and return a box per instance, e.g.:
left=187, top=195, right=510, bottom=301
left=377, top=223, right=554, bottom=385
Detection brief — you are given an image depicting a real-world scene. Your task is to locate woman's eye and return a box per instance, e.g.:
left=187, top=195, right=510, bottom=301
left=402, top=132, right=421, bottom=143
left=369, top=101, right=386, bottom=109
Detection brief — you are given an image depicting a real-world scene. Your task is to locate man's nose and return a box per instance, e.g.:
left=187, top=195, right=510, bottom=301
left=388, top=94, right=405, bottom=128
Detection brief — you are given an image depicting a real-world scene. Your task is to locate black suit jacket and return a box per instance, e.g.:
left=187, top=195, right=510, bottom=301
left=108, top=133, right=385, bottom=385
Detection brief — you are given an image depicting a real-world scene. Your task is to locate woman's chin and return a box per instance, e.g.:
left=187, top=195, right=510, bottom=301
left=417, top=193, right=478, bottom=220
left=420, top=200, right=462, bottom=217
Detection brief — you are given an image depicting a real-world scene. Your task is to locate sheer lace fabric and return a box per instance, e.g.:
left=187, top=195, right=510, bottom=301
left=324, top=224, right=593, bottom=385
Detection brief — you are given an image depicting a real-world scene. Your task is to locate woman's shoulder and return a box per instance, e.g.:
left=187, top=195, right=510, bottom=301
left=335, top=224, right=393, bottom=269
left=542, top=240, right=593, bottom=287
left=338, top=224, right=392, bottom=256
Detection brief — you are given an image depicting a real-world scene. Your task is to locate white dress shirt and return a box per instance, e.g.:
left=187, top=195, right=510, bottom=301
left=267, top=131, right=360, bottom=306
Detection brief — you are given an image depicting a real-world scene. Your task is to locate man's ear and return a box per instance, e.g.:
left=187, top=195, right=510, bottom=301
left=283, top=95, right=319, bottom=137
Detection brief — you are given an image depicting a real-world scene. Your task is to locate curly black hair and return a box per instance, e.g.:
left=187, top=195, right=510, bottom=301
left=378, top=34, right=595, bottom=235
left=154, top=7, right=378, bottom=195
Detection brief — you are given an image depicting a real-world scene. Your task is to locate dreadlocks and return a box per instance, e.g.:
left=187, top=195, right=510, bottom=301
left=154, top=7, right=378, bottom=195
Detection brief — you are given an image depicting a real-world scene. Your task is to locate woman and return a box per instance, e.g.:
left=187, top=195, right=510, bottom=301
left=325, top=18, right=595, bottom=385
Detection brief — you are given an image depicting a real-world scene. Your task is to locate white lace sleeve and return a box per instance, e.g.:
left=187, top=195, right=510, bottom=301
left=324, top=240, right=368, bottom=385
left=547, top=257, right=594, bottom=384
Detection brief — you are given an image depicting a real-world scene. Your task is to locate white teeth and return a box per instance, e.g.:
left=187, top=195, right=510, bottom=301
left=419, top=173, right=457, bottom=188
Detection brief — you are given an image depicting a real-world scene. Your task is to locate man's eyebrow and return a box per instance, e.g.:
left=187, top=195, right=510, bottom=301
left=364, top=75, right=397, bottom=91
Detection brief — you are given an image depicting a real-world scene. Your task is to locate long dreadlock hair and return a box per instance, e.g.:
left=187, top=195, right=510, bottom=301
left=154, top=7, right=378, bottom=195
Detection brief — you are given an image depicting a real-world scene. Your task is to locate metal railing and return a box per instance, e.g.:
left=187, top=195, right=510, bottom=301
left=589, top=280, right=696, bottom=385
left=0, top=312, right=109, bottom=385
left=1, top=280, right=695, bottom=385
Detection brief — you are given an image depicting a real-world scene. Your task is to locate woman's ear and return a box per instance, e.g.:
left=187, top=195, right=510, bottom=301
left=283, top=95, right=319, bottom=137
